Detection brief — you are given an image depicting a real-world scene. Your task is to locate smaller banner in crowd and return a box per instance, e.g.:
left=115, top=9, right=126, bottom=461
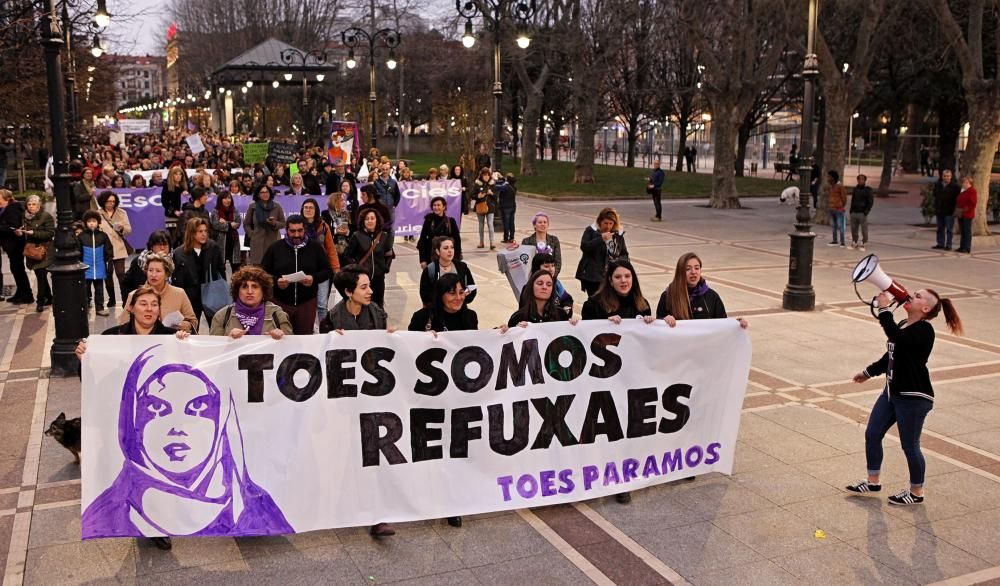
left=268, top=143, right=297, bottom=164
left=328, top=121, right=361, bottom=166
left=242, top=142, right=269, bottom=164
left=113, top=178, right=464, bottom=248
left=185, top=133, right=206, bottom=155
left=81, top=320, right=751, bottom=538
left=118, top=119, right=151, bottom=134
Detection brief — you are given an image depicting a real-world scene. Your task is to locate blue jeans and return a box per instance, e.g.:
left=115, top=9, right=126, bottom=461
left=935, top=214, right=953, bottom=248
left=865, top=391, right=932, bottom=487
left=316, top=279, right=331, bottom=321
left=499, top=208, right=516, bottom=242
left=958, top=217, right=972, bottom=251
left=477, top=213, right=494, bottom=247
left=829, top=210, right=845, bottom=244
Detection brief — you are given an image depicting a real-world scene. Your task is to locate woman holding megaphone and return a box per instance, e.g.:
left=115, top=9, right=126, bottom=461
left=847, top=288, right=962, bottom=506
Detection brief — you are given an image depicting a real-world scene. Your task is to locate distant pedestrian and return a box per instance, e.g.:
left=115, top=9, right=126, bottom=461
left=471, top=167, right=497, bottom=250
left=647, top=160, right=665, bottom=221
left=954, top=176, right=977, bottom=254
left=931, top=169, right=959, bottom=251
left=826, top=170, right=847, bottom=247
left=919, top=144, right=931, bottom=177
left=497, top=173, right=517, bottom=243
left=849, top=174, right=874, bottom=251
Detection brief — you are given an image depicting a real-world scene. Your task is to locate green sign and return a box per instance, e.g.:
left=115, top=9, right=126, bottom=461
left=289, top=163, right=300, bottom=177
left=243, top=142, right=269, bottom=164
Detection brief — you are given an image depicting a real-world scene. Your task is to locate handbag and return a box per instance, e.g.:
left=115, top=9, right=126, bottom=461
left=475, top=200, right=489, bottom=215
left=200, top=265, right=230, bottom=320
left=123, top=238, right=135, bottom=256
left=23, top=242, right=47, bottom=261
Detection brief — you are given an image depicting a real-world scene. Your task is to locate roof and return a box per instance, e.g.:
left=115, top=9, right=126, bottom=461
left=211, top=37, right=339, bottom=80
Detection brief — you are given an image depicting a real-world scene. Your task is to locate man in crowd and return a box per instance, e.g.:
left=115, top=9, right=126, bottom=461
left=475, top=142, right=492, bottom=173
left=374, top=161, right=400, bottom=230
left=648, top=159, right=665, bottom=222
left=261, top=214, right=333, bottom=335
left=849, top=174, right=874, bottom=251
left=932, top=169, right=960, bottom=251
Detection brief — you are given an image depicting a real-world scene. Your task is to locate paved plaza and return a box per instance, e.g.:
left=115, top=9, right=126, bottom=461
left=2, top=177, right=999, bottom=585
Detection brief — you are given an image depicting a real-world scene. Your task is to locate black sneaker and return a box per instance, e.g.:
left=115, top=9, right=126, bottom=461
left=615, top=491, right=632, bottom=504
left=369, top=522, right=396, bottom=538
left=932, top=245, right=943, bottom=249
left=846, top=480, right=881, bottom=494
left=150, top=536, right=172, bottom=550
left=446, top=516, right=462, bottom=528
left=888, top=489, right=924, bottom=506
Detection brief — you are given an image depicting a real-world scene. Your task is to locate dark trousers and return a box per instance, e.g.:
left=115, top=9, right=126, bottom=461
left=0, top=239, right=31, bottom=300
left=370, top=274, right=386, bottom=309
left=275, top=296, right=318, bottom=335
left=34, top=268, right=52, bottom=302
left=104, top=258, right=126, bottom=305
left=86, top=279, right=104, bottom=310
left=685, top=158, right=694, bottom=172
left=935, top=214, right=953, bottom=249
left=865, top=391, right=932, bottom=486
left=958, top=217, right=973, bottom=251
left=499, top=208, right=516, bottom=242
left=580, top=280, right=601, bottom=297
left=651, top=188, right=662, bottom=218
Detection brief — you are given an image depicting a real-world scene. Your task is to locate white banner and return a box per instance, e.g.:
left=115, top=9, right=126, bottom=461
left=81, top=320, right=750, bottom=539
left=185, top=133, right=206, bottom=155
left=119, top=119, right=151, bottom=134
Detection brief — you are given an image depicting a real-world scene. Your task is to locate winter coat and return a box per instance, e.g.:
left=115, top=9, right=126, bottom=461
left=319, top=300, right=388, bottom=333
left=260, top=238, right=333, bottom=306
left=849, top=186, right=874, bottom=215
left=521, top=233, right=562, bottom=276
left=98, top=207, right=132, bottom=260
left=23, top=210, right=55, bottom=270
left=80, top=227, right=112, bottom=280
left=956, top=187, right=977, bottom=219
left=419, top=260, right=476, bottom=306
left=72, top=182, right=97, bottom=217
left=244, top=200, right=286, bottom=265
left=417, top=213, right=462, bottom=264
left=827, top=184, right=847, bottom=210
left=171, top=241, right=225, bottom=314
left=209, top=208, right=243, bottom=266
left=181, top=202, right=211, bottom=229
left=0, top=199, right=25, bottom=245
left=655, top=283, right=728, bottom=320
left=209, top=302, right=293, bottom=336
left=496, top=181, right=517, bottom=210
left=343, top=229, right=394, bottom=278
left=933, top=180, right=960, bottom=216
left=575, top=225, right=629, bottom=283
left=471, top=179, right=497, bottom=215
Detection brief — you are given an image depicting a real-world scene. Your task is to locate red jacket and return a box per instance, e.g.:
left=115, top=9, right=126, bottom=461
left=956, top=187, right=977, bottom=219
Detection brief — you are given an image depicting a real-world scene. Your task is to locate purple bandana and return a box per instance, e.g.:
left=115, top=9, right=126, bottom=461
left=689, top=279, right=711, bottom=303
left=233, top=300, right=266, bottom=335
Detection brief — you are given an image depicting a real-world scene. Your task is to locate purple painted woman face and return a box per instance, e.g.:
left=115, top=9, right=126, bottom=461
left=137, top=371, right=220, bottom=476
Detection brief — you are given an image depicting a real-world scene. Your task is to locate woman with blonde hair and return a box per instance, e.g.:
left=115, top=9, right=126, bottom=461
left=576, top=207, right=628, bottom=296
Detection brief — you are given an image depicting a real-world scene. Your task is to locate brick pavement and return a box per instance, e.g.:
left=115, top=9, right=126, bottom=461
left=2, top=177, right=999, bottom=585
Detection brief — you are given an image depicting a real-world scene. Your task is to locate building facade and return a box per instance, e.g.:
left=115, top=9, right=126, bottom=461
left=108, top=55, right=166, bottom=109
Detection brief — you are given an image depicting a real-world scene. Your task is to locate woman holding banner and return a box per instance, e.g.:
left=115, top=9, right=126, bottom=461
left=244, top=185, right=285, bottom=266
left=655, top=252, right=748, bottom=329
left=209, top=266, right=292, bottom=339
left=847, top=289, right=963, bottom=506
left=119, top=253, right=199, bottom=333
left=502, top=269, right=577, bottom=329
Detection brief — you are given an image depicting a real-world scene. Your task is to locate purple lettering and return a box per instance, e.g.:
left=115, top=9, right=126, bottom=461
left=540, top=470, right=557, bottom=497
left=642, top=454, right=661, bottom=477
left=603, top=461, right=620, bottom=486
left=497, top=475, right=515, bottom=501
left=622, top=458, right=639, bottom=482
left=661, top=448, right=684, bottom=473
left=705, top=442, right=722, bottom=464
left=582, top=465, right=599, bottom=489
left=558, top=469, right=574, bottom=494
left=516, top=473, right=539, bottom=498
left=685, top=445, right=704, bottom=468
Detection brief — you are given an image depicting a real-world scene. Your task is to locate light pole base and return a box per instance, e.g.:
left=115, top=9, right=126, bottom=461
left=47, top=261, right=89, bottom=378
left=782, top=230, right=816, bottom=311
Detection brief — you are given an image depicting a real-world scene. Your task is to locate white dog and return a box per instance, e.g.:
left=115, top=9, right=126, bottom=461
left=779, top=186, right=800, bottom=206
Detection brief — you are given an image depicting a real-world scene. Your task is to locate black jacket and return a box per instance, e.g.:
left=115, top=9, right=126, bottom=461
left=101, top=320, right=176, bottom=336
left=417, top=213, right=462, bottom=263
left=407, top=306, right=478, bottom=332
left=261, top=238, right=333, bottom=306
left=849, top=185, right=874, bottom=215
left=171, top=241, right=225, bottom=309
left=0, top=200, right=24, bottom=244
left=933, top=180, right=960, bottom=216
left=655, top=284, right=728, bottom=319
left=344, top=229, right=393, bottom=277
left=496, top=181, right=516, bottom=210
left=319, top=300, right=387, bottom=333
left=575, top=226, right=629, bottom=283
left=581, top=294, right=651, bottom=320
left=419, top=261, right=476, bottom=306
left=864, top=311, right=936, bottom=402
left=161, top=185, right=184, bottom=218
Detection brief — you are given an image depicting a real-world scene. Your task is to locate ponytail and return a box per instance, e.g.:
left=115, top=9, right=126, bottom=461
left=925, top=288, right=963, bottom=336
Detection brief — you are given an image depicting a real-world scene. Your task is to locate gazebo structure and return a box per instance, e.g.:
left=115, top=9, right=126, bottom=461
left=210, top=38, right=339, bottom=138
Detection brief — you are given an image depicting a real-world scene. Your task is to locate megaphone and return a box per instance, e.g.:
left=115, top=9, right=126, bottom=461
left=851, top=253, right=910, bottom=313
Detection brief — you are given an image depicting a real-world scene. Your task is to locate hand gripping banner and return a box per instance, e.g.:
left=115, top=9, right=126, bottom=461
left=81, top=320, right=750, bottom=538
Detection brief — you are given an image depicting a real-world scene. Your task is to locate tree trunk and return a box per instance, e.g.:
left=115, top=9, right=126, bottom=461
left=550, top=123, right=560, bottom=161
left=626, top=118, right=638, bottom=168
left=574, top=116, right=597, bottom=183
left=961, top=90, right=1000, bottom=236
left=519, top=87, right=543, bottom=176
left=735, top=116, right=751, bottom=177
left=899, top=103, right=927, bottom=172
left=936, top=99, right=962, bottom=174
left=674, top=116, right=690, bottom=172
left=709, top=108, right=741, bottom=209
left=814, top=89, right=852, bottom=224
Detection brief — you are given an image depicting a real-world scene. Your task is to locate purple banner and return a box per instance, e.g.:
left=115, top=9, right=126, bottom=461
left=114, top=179, right=463, bottom=249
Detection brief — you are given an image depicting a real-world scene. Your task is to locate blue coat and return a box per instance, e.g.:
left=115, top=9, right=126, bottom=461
left=81, top=228, right=112, bottom=280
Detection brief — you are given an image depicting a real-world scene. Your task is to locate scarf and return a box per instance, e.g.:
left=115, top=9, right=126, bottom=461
left=253, top=197, right=274, bottom=226
left=284, top=234, right=308, bottom=249
left=688, top=279, right=711, bottom=303
left=304, top=218, right=325, bottom=242
left=233, top=299, right=266, bottom=335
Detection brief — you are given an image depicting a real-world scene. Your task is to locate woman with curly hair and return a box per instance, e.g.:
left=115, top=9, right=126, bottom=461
left=209, top=266, right=292, bottom=339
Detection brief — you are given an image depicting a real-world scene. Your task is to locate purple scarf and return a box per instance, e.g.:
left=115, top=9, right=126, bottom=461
left=283, top=234, right=308, bottom=249
left=689, top=279, right=711, bottom=302
left=233, top=300, right=266, bottom=335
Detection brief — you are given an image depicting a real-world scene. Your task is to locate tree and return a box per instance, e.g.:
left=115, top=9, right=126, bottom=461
left=605, top=0, right=657, bottom=168
left=651, top=9, right=704, bottom=173
left=929, top=0, right=1000, bottom=236
left=686, top=0, right=793, bottom=208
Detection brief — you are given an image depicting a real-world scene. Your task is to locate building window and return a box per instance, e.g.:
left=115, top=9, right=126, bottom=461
left=144, top=71, right=149, bottom=78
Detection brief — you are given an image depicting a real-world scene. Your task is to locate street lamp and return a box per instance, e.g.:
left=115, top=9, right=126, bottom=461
left=340, top=26, right=402, bottom=151
left=457, top=0, right=537, bottom=174
left=280, top=47, right=332, bottom=141
left=93, top=0, right=110, bottom=27
left=782, top=0, right=818, bottom=311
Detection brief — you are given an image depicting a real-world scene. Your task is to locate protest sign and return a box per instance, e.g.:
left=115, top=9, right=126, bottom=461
left=268, top=142, right=296, bottom=164
left=243, top=142, right=269, bottom=164
left=81, top=320, right=750, bottom=538
left=328, top=121, right=360, bottom=165
left=119, top=119, right=151, bottom=134
left=185, top=133, right=206, bottom=155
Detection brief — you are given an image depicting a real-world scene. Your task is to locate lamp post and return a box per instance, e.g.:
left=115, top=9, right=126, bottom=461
left=40, top=0, right=92, bottom=376
left=457, top=0, right=536, bottom=174
left=782, top=0, right=818, bottom=311
left=280, top=48, right=331, bottom=142
left=59, top=1, right=107, bottom=163
left=341, top=27, right=400, bottom=152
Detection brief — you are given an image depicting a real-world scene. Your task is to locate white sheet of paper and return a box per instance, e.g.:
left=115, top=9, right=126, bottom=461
left=283, top=271, right=307, bottom=283
left=162, top=311, right=184, bottom=328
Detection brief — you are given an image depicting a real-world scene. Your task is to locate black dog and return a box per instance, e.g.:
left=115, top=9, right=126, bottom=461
left=44, top=413, right=81, bottom=464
